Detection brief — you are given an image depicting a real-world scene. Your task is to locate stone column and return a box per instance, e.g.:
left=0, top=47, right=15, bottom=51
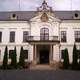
left=53, top=44, right=60, bottom=68
left=33, top=44, right=37, bottom=65
left=50, top=45, right=53, bottom=65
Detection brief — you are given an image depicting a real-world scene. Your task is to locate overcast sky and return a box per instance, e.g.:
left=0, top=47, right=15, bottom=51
left=0, top=0, right=80, bottom=11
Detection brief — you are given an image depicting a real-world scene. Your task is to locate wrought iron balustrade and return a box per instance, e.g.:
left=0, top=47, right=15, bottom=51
left=26, top=36, right=59, bottom=41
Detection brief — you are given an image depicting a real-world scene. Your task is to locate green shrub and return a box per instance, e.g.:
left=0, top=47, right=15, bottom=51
left=10, top=47, right=17, bottom=69
left=2, top=46, right=8, bottom=69
left=62, top=48, right=69, bottom=69
left=72, top=44, right=78, bottom=70
left=18, top=46, right=25, bottom=68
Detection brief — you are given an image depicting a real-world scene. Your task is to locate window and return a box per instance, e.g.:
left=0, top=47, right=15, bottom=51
left=0, top=50, right=1, bottom=60
left=0, top=32, right=2, bottom=42
left=40, top=28, right=49, bottom=40
left=75, top=13, right=78, bottom=17
left=23, top=31, right=29, bottom=42
left=12, top=14, right=16, bottom=18
left=9, top=50, right=14, bottom=59
left=61, top=31, right=67, bottom=42
left=61, top=50, right=65, bottom=59
left=77, top=50, right=80, bottom=59
left=23, top=50, right=28, bottom=59
left=74, top=31, right=80, bottom=42
left=10, top=31, right=15, bottom=42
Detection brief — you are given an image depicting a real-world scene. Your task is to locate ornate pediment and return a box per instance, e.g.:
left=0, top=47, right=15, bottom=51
left=30, top=0, right=61, bottom=22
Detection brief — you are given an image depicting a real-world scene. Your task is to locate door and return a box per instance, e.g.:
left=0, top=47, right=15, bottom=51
left=40, top=49, right=49, bottom=64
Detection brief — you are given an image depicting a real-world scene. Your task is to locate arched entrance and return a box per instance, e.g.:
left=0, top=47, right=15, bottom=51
left=39, top=28, right=49, bottom=64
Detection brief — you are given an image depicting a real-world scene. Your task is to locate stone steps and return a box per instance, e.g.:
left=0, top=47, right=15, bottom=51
left=30, top=64, right=56, bottom=70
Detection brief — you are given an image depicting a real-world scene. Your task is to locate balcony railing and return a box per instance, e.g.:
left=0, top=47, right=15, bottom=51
left=26, top=36, right=59, bottom=41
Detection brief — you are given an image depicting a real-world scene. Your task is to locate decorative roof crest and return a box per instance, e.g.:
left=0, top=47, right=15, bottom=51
left=37, top=0, right=52, bottom=12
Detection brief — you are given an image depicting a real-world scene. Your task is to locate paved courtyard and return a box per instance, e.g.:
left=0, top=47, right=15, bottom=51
left=0, top=69, right=80, bottom=80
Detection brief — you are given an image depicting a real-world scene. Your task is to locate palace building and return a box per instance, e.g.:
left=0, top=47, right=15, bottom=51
left=0, top=0, right=80, bottom=67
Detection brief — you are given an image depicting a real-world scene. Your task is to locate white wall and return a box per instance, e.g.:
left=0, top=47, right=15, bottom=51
left=0, top=21, right=30, bottom=62
left=31, top=21, right=60, bottom=38
left=0, top=19, right=80, bottom=64
left=60, top=21, right=80, bottom=63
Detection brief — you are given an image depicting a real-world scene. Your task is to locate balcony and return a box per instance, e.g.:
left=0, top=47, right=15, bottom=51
left=26, top=36, right=60, bottom=43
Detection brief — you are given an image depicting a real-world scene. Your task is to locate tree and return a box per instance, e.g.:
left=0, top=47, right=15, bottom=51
left=10, top=47, right=17, bottom=68
left=72, top=44, right=78, bottom=69
left=18, top=46, right=25, bottom=68
left=2, top=46, right=8, bottom=69
left=62, top=48, right=69, bottom=69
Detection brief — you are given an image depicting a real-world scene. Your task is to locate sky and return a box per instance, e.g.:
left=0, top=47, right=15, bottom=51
left=0, top=0, right=80, bottom=11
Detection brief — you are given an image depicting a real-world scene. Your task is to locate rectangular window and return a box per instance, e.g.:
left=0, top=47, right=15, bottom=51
left=61, top=31, right=67, bottom=42
left=61, top=50, right=65, bottom=59
left=23, top=50, right=28, bottom=59
left=77, top=50, right=80, bottom=59
left=23, top=31, right=29, bottom=42
left=9, top=50, right=14, bottom=59
left=74, top=31, right=80, bottom=42
left=0, top=50, right=1, bottom=60
left=40, top=28, right=49, bottom=40
left=10, top=31, right=15, bottom=42
left=0, top=32, right=2, bottom=42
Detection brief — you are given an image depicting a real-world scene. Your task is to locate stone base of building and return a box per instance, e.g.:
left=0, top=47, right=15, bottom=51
left=50, top=60, right=63, bottom=69
left=30, top=60, right=62, bottom=70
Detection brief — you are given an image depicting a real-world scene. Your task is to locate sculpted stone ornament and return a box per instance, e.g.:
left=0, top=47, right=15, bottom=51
left=37, top=0, right=52, bottom=22
left=37, top=0, right=52, bottom=12
left=40, top=12, right=48, bottom=22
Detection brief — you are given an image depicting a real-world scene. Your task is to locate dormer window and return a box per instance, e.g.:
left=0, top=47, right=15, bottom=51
left=10, top=13, right=17, bottom=20
left=75, top=13, right=78, bottom=18
left=73, top=12, right=80, bottom=19
left=12, top=14, right=16, bottom=18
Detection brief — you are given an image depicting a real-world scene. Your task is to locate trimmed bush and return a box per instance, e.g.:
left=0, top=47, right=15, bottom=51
left=72, top=44, right=78, bottom=70
left=2, top=46, right=8, bottom=69
left=18, top=46, right=25, bottom=68
left=62, top=48, right=69, bottom=69
left=10, top=47, right=17, bottom=68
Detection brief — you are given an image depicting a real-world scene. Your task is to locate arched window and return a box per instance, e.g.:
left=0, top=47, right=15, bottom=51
left=40, top=28, right=49, bottom=40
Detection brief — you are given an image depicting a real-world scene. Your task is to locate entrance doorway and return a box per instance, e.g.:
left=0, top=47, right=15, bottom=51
left=39, top=49, right=49, bottom=64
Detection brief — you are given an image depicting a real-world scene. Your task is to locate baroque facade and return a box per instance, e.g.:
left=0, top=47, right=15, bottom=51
left=0, top=0, right=80, bottom=67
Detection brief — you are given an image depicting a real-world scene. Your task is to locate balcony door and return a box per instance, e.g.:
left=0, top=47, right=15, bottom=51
left=40, top=28, right=49, bottom=40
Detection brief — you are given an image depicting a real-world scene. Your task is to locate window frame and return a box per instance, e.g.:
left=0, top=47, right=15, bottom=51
left=9, top=50, right=14, bottom=59
left=23, top=31, right=29, bottom=42
left=77, top=50, right=80, bottom=59
left=74, top=31, right=80, bottom=42
left=0, top=50, right=1, bottom=60
left=0, top=32, right=2, bottom=43
left=61, top=31, right=67, bottom=42
left=40, top=27, right=49, bottom=40
left=23, top=50, right=28, bottom=59
left=9, top=31, right=15, bottom=43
